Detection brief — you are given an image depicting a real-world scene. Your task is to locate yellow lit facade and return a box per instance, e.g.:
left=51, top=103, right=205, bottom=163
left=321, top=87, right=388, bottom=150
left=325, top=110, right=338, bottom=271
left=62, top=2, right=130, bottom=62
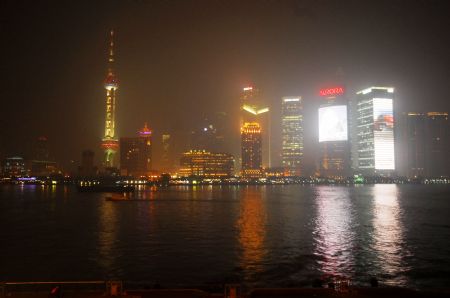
left=281, top=97, right=303, bottom=176
left=179, top=150, right=235, bottom=178
left=241, top=122, right=263, bottom=178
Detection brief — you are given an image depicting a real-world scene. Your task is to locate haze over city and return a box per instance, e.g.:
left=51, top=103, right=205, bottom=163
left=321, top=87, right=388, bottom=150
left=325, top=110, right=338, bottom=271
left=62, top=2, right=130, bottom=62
left=3, top=1, right=450, bottom=296
left=1, top=0, right=450, bottom=173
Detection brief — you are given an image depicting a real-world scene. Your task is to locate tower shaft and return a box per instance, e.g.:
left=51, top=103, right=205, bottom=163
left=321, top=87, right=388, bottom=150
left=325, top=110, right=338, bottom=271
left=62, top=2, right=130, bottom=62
left=101, top=29, right=119, bottom=168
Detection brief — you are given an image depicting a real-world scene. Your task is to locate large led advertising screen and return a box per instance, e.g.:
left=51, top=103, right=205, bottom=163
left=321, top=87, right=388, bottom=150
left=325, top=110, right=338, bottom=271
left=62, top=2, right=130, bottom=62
left=373, top=98, right=395, bottom=170
left=318, top=105, right=348, bottom=142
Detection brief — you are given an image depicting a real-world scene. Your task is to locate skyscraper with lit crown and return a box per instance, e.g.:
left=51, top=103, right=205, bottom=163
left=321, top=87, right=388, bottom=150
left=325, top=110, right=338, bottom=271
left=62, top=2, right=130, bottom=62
left=119, top=123, right=152, bottom=177
left=240, top=86, right=270, bottom=169
left=101, top=30, right=119, bottom=168
left=241, top=122, right=263, bottom=178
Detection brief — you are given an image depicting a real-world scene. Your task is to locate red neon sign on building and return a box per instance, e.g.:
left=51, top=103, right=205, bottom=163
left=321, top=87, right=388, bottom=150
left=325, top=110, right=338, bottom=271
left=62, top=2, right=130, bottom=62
left=319, top=86, right=345, bottom=97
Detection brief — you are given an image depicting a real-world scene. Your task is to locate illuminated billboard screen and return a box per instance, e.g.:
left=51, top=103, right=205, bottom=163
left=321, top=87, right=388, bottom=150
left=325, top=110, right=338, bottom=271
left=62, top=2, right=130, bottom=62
left=373, top=98, right=395, bottom=170
left=318, top=105, right=348, bottom=142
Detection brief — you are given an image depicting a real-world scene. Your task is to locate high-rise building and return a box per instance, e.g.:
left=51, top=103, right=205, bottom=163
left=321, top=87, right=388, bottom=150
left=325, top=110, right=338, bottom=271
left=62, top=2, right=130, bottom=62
left=29, top=136, right=58, bottom=176
left=240, top=86, right=270, bottom=168
left=281, top=97, right=303, bottom=176
left=161, top=133, right=171, bottom=172
left=318, top=86, right=350, bottom=177
left=120, top=123, right=152, bottom=177
left=179, top=150, right=234, bottom=178
left=353, top=87, right=395, bottom=175
left=425, top=112, right=449, bottom=177
left=101, top=30, right=119, bottom=169
left=78, top=150, right=97, bottom=177
left=34, top=136, right=50, bottom=161
left=241, top=87, right=265, bottom=122
left=241, top=122, right=263, bottom=178
left=397, top=113, right=427, bottom=178
left=397, top=111, right=449, bottom=178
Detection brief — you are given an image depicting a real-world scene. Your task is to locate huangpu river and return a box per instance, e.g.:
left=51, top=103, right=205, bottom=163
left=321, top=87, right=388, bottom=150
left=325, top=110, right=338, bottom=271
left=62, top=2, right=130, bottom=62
left=1, top=184, right=450, bottom=289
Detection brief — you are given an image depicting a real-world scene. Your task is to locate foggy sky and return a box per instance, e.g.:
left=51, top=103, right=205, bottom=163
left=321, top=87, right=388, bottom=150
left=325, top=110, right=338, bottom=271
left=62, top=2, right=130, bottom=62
left=1, top=0, right=449, bottom=171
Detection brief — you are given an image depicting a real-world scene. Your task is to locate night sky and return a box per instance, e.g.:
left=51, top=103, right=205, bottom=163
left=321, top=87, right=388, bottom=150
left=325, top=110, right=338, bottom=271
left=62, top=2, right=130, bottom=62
left=1, top=0, right=449, bottom=172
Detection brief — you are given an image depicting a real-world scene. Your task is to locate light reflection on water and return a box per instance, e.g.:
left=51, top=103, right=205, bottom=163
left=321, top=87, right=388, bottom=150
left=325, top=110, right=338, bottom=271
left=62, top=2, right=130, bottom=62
left=1, top=184, right=449, bottom=288
left=312, top=185, right=411, bottom=286
left=371, top=184, right=410, bottom=286
left=313, top=187, right=355, bottom=279
left=98, top=197, right=118, bottom=273
left=237, top=187, right=267, bottom=281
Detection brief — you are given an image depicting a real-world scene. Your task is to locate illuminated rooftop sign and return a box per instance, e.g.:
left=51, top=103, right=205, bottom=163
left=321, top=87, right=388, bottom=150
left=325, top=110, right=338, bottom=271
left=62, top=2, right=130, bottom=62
left=356, top=87, right=394, bottom=95
left=283, top=97, right=300, bottom=102
left=319, top=87, right=345, bottom=97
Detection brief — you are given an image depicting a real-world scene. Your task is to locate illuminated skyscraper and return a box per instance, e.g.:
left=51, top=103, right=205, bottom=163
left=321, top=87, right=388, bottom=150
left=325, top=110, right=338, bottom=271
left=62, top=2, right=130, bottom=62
left=139, top=122, right=153, bottom=172
left=241, top=87, right=269, bottom=122
left=101, top=30, right=119, bottom=168
left=240, top=87, right=270, bottom=167
left=354, top=87, right=395, bottom=175
left=318, top=86, right=350, bottom=177
left=119, top=123, right=152, bottom=177
left=281, top=97, right=303, bottom=176
left=241, top=122, right=263, bottom=178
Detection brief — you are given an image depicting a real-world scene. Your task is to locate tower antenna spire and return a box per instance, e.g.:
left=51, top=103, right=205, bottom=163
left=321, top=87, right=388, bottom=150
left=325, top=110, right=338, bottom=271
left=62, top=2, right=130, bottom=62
left=108, top=29, right=114, bottom=64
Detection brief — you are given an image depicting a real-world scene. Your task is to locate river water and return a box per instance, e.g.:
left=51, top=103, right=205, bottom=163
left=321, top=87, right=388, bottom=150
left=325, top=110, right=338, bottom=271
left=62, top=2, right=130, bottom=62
left=1, top=184, right=449, bottom=289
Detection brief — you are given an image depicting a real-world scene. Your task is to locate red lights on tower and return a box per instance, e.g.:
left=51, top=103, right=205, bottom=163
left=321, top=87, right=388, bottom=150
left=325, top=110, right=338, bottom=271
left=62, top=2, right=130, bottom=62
left=101, top=139, right=119, bottom=150
left=319, top=86, right=345, bottom=97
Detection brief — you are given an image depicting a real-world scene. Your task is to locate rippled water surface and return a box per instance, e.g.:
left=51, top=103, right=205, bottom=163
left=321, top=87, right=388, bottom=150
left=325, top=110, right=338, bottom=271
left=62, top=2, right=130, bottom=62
left=1, top=184, right=450, bottom=289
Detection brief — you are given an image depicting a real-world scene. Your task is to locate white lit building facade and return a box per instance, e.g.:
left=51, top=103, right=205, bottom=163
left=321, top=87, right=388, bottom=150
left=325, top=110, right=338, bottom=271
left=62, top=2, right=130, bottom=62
left=353, top=87, right=395, bottom=175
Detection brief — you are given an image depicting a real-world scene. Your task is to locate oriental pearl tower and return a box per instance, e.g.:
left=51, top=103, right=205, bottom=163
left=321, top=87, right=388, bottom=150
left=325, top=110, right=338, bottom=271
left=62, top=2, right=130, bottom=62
left=101, top=30, right=119, bottom=168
